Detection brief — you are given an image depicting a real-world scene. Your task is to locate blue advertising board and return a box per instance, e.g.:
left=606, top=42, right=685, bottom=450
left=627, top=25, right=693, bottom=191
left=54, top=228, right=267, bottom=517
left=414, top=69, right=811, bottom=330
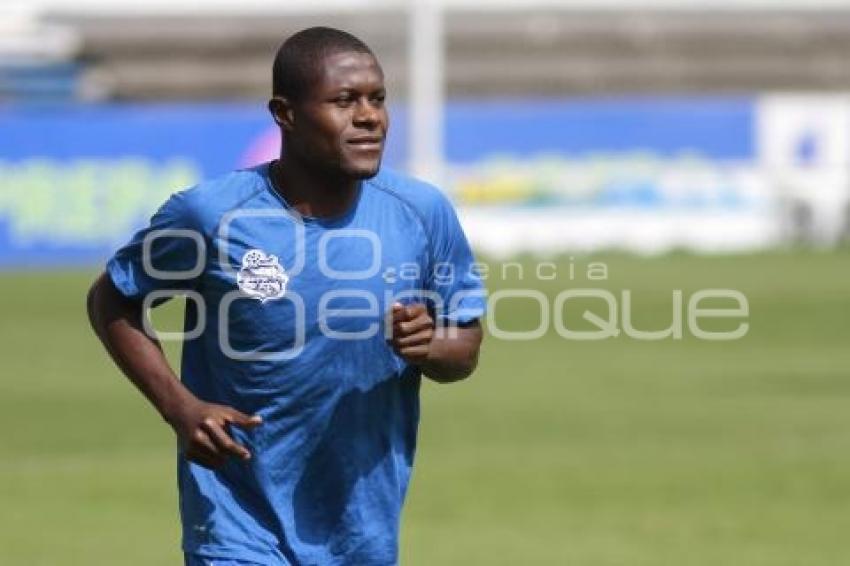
left=0, top=97, right=754, bottom=267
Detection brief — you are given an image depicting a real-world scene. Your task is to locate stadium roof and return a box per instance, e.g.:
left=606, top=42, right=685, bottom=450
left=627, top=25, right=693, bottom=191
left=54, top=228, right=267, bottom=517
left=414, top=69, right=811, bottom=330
left=15, top=0, right=850, bottom=16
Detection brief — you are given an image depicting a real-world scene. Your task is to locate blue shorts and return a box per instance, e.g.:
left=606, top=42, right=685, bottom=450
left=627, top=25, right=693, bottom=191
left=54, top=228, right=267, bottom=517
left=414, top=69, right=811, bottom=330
left=184, top=554, right=267, bottom=566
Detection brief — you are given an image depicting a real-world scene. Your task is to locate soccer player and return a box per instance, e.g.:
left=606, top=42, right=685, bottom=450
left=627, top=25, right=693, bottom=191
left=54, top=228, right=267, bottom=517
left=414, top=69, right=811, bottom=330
left=87, top=27, right=485, bottom=565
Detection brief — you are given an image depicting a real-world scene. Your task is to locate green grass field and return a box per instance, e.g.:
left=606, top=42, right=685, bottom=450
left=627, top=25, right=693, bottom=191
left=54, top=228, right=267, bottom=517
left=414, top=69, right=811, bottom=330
left=1, top=251, right=848, bottom=565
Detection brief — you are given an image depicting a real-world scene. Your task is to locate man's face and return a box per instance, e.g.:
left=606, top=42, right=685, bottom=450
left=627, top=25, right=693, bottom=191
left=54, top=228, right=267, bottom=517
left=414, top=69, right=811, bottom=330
left=286, top=50, right=388, bottom=180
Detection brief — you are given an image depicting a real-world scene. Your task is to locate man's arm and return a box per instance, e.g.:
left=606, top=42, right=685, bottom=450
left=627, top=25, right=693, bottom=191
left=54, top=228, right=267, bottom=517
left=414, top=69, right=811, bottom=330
left=388, top=303, right=483, bottom=383
left=86, top=272, right=261, bottom=468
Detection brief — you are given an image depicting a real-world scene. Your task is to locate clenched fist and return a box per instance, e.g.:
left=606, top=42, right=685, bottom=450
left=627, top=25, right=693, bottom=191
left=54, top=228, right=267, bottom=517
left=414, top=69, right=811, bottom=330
left=387, top=302, right=435, bottom=364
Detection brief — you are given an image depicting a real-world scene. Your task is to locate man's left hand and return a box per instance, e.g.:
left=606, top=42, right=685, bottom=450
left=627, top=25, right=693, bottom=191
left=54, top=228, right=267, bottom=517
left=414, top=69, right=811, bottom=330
left=388, top=302, right=434, bottom=364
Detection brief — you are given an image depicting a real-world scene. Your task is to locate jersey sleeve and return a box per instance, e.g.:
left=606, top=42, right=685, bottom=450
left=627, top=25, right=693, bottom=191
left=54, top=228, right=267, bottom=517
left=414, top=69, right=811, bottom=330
left=106, top=190, right=205, bottom=301
left=425, top=192, right=486, bottom=325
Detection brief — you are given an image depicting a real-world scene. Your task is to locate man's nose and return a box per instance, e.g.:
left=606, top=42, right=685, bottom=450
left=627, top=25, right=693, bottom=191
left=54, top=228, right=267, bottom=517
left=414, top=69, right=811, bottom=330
left=353, top=99, right=379, bottom=127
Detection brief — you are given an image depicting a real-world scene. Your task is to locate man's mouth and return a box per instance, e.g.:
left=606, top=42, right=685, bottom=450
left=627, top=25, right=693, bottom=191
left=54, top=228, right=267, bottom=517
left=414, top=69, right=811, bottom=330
left=347, top=136, right=384, bottom=151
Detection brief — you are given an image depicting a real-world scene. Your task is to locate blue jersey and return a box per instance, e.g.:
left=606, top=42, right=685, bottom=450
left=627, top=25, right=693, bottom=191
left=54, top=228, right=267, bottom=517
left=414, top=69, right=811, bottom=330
left=106, top=163, right=486, bottom=565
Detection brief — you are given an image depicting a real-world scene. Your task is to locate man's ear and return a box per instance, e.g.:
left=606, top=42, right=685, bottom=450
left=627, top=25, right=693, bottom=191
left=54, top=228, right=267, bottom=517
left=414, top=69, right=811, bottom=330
left=268, top=97, right=295, bottom=131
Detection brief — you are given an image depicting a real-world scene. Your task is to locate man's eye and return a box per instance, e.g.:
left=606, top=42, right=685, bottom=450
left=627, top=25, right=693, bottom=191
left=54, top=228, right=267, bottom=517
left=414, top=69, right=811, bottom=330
left=334, top=96, right=354, bottom=107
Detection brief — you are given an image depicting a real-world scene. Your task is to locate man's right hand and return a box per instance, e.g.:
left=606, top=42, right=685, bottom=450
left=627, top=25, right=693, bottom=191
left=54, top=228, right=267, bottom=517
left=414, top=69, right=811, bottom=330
left=168, top=399, right=263, bottom=469
left=87, top=273, right=263, bottom=470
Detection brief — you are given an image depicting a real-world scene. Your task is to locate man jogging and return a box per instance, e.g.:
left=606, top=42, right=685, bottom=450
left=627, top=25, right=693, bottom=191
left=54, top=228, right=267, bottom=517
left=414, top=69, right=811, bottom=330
left=87, top=26, right=485, bottom=565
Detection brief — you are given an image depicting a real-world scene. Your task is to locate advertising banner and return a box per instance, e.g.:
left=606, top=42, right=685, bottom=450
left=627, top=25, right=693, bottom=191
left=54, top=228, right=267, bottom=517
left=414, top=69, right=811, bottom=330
left=0, top=97, right=782, bottom=266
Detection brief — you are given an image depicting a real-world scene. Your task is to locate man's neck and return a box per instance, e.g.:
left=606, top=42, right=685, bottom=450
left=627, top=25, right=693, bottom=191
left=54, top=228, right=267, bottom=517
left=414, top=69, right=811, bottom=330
left=271, top=158, right=360, bottom=219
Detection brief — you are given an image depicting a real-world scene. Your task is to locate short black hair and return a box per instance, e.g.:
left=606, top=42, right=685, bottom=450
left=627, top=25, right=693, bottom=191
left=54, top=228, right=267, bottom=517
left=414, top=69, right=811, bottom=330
left=272, top=27, right=375, bottom=100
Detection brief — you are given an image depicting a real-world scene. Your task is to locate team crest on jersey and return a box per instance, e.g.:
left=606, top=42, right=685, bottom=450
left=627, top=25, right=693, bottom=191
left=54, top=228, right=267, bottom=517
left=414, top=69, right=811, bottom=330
left=236, top=249, right=289, bottom=302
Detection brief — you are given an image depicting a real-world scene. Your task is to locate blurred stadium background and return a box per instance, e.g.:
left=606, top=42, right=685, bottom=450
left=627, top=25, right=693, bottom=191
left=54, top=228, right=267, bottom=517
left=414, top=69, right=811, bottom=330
left=2, top=1, right=849, bottom=564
